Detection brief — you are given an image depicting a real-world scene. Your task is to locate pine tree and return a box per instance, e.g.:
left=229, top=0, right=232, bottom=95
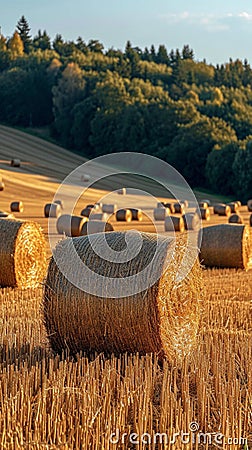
left=16, top=15, right=31, bottom=53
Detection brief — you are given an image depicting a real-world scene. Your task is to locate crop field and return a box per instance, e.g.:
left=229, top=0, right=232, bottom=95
left=0, top=126, right=251, bottom=449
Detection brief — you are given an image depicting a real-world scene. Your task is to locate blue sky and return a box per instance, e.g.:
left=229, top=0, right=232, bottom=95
left=2, top=0, right=252, bottom=64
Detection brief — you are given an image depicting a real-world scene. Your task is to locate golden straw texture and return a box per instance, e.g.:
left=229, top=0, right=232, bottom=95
left=0, top=219, right=47, bottom=288
left=44, top=231, right=202, bottom=361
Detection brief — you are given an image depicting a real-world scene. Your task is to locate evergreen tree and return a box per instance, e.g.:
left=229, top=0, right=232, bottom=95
left=33, top=30, right=51, bottom=50
left=16, top=15, right=31, bottom=53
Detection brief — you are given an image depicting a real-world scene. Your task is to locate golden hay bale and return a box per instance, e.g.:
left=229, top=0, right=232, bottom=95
left=10, top=201, right=24, bottom=213
left=116, top=209, right=132, bottom=222
left=228, top=214, right=244, bottom=224
left=128, top=208, right=143, bottom=221
left=199, top=224, right=251, bottom=269
left=154, top=207, right=170, bottom=221
left=117, top=188, right=126, bottom=195
left=89, top=213, right=109, bottom=221
left=80, top=208, right=93, bottom=218
left=227, top=202, right=239, bottom=213
left=199, top=201, right=209, bottom=209
left=0, top=219, right=46, bottom=288
left=56, top=214, right=88, bottom=237
left=164, top=202, right=175, bottom=213
left=173, top=203, right=185, bottom=214
left=10, top=158, right=21, bottom=167
left=182, top=213, right=200, bottom=231
left=165, top=215, right=185, bottom=232
left=213, top=203, right=231, bottom=216
left=44, top=203, right=61, bottom=218
left=86, top=204, right=99, bottom=211
left=54, top=200, right=64, bottom=209
left=247, top=199, right=252, bottom=212
left=0, top=181, right=5, bottom=191
left=81, top=220, right=114, bottom=235
left=234, top=200, right=241, bottom=207
left=102, top=204, right=117, bottom=214
left=201, top=199, right=211, bottom=207
left=44, top=231, right=202, bottom=360
left=200, top=207, right=211, bottom=221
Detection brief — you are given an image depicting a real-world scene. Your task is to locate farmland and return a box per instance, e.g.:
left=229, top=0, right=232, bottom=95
left=0, top=125, right=251, bottom=449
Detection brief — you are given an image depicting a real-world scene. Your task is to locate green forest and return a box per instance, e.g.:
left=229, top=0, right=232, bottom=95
left=1, top=16, right=252, bottom=200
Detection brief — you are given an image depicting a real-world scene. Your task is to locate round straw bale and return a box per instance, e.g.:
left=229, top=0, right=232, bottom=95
left=86, top=204, right=99, bottom=211
left=228, top=214, right=243, bottom=224
left=117, top=188, right=126, bottom=195
left=10, top=159, right=21, bottom=167
left=81, top=174, right=90, bottom=182
left=200, top=207, right=211, bottom=221
left=44, top=231, right=202, bottom=360
left=174, top=203, right=185, bottom=214
left=56, top=214, right=88, bottom=237
left=54, top=200, right=64, bottom=209
left=247, top=199, right=252, bottom=212
left=116, top=209, right=132, bottom=222
left=201, top=199, right=211, bottom=207
left=10, top=201, right=24, bottom=213
left=180, top=200, right=188, bottom=208
left=44, top=203, right=61, bottom=218
left=81, top=220, right=114, bottom=235
left=199, top=201, right=209, bottom=209
left=89, top=213, right=109, bottom=221
left=154, top=207, right=170, bottom=221
left=199, top=224, right=251, bottom=269
left=128, top=208, right=143, bottom=221
left=164, top=203, right=175, bottom=213
left=227, top=202, right=239, bottom=213
left=234, top=200, right=241, bottom=207
left=182, top=213, right=200, bottom=231
left=0, top=182, right=5, bottom=191
left=80, top=208, right=92, bottom=218
left=165, top=215, right=185, bottom=232
left=102, top=204, right=117, bottom=214
left=0, top=219, right=46, bottom=288
left=213, top=203, right=231, bottom=216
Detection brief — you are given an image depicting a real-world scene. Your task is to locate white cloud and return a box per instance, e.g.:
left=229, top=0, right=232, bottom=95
left=238, top=11, right=252, bottom=21
left=159, top=11, right=252, bottom=31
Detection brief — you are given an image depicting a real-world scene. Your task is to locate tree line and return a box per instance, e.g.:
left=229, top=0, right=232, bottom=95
left=0, top=16, right=252, bottom=200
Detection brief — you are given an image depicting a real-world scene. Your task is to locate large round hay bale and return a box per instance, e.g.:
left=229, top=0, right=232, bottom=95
left=102, top=204, right=117, bottom=214
left=44, top=231, right=202, bottom=360
left=247, top=199, right=252, bottom=212
left=165, top=203, right=175, bottom=213
left=154, top=207, right=170, bottom=221
left=86, top=204, right=99, bottom=211
left=234, top=200, right=241, bottom=207
left=80, top=208, right=92, bottom=218
left=128, top=208, right=143, bottom=221
left=199, top=224, right=251, bottom=269
left=201, top=199, right=211, bottom=207
left=227, top=202, right=239, bottom=213
left=199, top=201, right=209, bottom=209
left=89, top=213, right=109, bottom=221
left=44, top=203, right=61, bottom=218
left=56, top=214, right=88, bottom=237
left=0, top=182, right=5, bottom=191
left=10, top=159, right=21, bottom=167
left=200, top=207, right=210, bottom=221
left=165, top=215, right=185, bottom=232
left=213, top=203, right=231, bottom=216
left=81, top=220, right=114, bottom=235
left=173, top=203, right=185, bottom=214
left=116, top=209, right=132, bottom=222
left=228, top=214, right=243, bottom=224
left=54, top=200, right=64, bottom=210
left=10, top=201, right=24, bottom=213
left=182, top=213, right=200, bottom=231
left=0, top=219, right=46, bottom=288
left=117, top=188, right=126, bottom=195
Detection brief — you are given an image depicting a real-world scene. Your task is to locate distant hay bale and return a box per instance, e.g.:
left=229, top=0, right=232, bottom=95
left=154, top=207, right=170, bottom=221
left=182, top=213, right=200, bottom=231
left=44, top=231, right=202, bottom=360
left=86, top=204, right=99, bottom=211
left=81, top=220, right=114, bottom=235
left=247, top=199, right=252, bottom=212
left=199, top=224, right=251, bottom=269
left=213, top=203, right=231, bottom=216
left=201, top=199, right=211, bottom=207
left=228, top=214, right=243, bottom=224
left=102, top=204, right=117, bottom=214
left=89, top=213, right=109, bottom=221
left=199, top=201, right=209, bottom=209
left=165, top=215, right=185, bottom=232
left=227, top=202, right=239, bottom=213
left=54, top=200, right=64, bottom=209
left=128, top=208, right=143, bottom=221
left=0, top=219, right=46, bottom=288
left=44, top=203, right=61, bottom=218
left=81, top=174, right=90, bottom=182
left=56, top=214, right=88, bottom=237
left=200, top=207, right=211, bottom=221
left=0, top=182, right=5, bottom=191
left=179, top=200, right=188, bottom=208
left=80, top=208, right=92, bottom=218
left=116, top=209, right=132, bottom=222
left=165, top=203, right=175, bottom=213
left=234, top=200, right=242, bottom=207
left=174, top=203, right=185, bottom=214
left=10, top=201, right=24, bottom=213
left=117, top=188, right=126, bottom=195
left=10, top=159, right=21, bottom=167
left=0, top=211, right=14, bottom=219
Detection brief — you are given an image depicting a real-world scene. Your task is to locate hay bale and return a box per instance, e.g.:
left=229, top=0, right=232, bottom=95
left=199, top=201, right=209, bottom=209
left=102, top=204, right=117, bottom=214
left=10, top=201, right=24, bottom=213
left=56, top=214, right=88, bottom=237
left=80, top=208, right=92, bottom=218
left=44, top=203, right=61, bottom=218
left=86, top=204, right=99, bottom=211
left=81, top=220, right=114, bottom=235
left=154, top=207, right=170, bottom=221
left=180, top=200, right=188, bottom=208
left=89, top=213, right=109, bottom=221
left=182, top=213, right=200, bottom=231
left=116, top=209, right=132, bottom=222
left=213, top=203, right=231, bottom=216
left=165, top=215, right=185, bottom=232
left=227, top=202, right=239, bottom=213
left=0, top=219, right=46, bottom=288
left=117, top=188, right=126, bottom=195
left=201, top=199, right=211, bottom=207
left=234, top=200, right=242, bottom=207
left=200, top=207, right=211, bottom=221
left=174, top=203, right=185, bottom=214
left=199, top=224, right=251, bottom=269
left=10, top=159, right=21, bottom=167
left=54, top=200, right=64, bottom=209
left=0, top=182, right=5, bottom=191
left=128, top=208, right=143, bottom=221
left=81, top=174, right=90, bottom=182
left=0, top=211, right=14, bottom=219
left=164, top=203, right=175, bottom=213
left=44, top=231, right=202, bottom=360
left=228, top=214, right=243, bottom=224
left=247, top=199, right=252, bottom=212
